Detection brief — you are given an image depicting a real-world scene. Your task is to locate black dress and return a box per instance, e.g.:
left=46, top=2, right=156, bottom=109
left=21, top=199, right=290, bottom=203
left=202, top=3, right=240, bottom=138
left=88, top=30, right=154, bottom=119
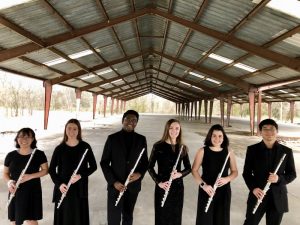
left=148, top=142, right=191, bottom=225
left=195, top=146, right=231, bottom=225
left=49, top=141, right=97, bottom=225
left=4, top=149, right=48, bottom=225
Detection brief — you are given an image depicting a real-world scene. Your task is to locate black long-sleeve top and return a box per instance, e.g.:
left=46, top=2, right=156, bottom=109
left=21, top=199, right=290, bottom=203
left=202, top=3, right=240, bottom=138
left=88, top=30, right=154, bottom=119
left=49, top=141, right=97, bottom=202
left=148, top=142, right=191, bottom=185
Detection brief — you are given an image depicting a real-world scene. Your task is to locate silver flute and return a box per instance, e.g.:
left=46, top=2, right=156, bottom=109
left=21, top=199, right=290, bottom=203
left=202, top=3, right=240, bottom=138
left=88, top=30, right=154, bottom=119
left=6, top=148, right=37, bottom=208
left=161, top=145, right=183, bottom=207
left=115, top=147, right=146, bottom=206
left=204, top=151, right=230, bottom=213
left=57, top=148, right=89, bottom=209
left=252, top=153, right=286, bottom=214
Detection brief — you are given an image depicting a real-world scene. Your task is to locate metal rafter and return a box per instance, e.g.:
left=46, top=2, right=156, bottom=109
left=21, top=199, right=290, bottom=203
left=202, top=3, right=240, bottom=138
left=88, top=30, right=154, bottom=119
left=153, top=50, right=251, bottom=92
left=152, top=8, right=300, bottom=72
left=0, top=8, right=150, bottom=62
left=95, top=0, right=139, bottom=90
left=164, top=0, right=208, bottom=80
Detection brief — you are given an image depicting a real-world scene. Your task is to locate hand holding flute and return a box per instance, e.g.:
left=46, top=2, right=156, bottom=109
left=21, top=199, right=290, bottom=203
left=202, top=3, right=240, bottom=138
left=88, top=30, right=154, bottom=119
left=204, top=151, right=230, bottom=213
left=252, top=153, right=286, bottom=214
left=115, top=148, right=146, bottom=206
left=161, top=145, right=183, bottom=207
left=57, top=148, right=89, bottom=209
left=6, top=148, right=37, bottom=208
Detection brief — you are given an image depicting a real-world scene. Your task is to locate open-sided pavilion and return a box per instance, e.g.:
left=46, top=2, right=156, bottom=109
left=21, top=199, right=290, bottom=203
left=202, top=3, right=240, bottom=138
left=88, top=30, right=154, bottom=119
left=0, top=0, right=299, bottom=133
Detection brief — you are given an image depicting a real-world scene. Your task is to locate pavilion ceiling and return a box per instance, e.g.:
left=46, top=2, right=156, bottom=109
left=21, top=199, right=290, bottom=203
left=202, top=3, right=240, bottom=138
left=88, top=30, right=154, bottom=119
left=0, top=0, right=299, bottom=104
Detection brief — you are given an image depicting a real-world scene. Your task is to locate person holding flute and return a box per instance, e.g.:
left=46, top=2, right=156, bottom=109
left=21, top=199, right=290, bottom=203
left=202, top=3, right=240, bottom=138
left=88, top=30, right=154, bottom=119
left=192, top=124, right=238, bottom=225
left=49, top=119, right=97, bottom=225
left=148, top=118, right=191, bottom=225
left=100, top=110, right=148, bottom=225
left=242, top=119, right=296, bottom=225
left=3, top=127, right=48, bottom=225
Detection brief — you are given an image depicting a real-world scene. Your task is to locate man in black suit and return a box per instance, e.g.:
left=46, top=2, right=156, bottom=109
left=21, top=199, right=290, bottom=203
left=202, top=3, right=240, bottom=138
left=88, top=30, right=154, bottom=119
left=100, top=110, right=148, bottom=225
left=243, top=119, right=296, bottom=225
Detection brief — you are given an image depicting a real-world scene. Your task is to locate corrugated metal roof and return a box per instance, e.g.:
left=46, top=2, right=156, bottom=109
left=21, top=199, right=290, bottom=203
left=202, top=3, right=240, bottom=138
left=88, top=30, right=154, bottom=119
left=0, top=0, right=299, bottom=104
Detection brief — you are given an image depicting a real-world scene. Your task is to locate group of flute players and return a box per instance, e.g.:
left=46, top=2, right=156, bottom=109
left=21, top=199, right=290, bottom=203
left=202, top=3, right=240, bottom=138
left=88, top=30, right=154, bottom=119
left=3, top=109, right=297, bottom=225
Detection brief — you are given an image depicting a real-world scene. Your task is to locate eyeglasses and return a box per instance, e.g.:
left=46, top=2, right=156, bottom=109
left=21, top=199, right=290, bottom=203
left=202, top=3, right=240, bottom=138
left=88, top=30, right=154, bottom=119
left=261, top=127, right=276, bottom=132
left=17, top=136, right=33, bottom=140
left=124, top=117, right=137, bottom=124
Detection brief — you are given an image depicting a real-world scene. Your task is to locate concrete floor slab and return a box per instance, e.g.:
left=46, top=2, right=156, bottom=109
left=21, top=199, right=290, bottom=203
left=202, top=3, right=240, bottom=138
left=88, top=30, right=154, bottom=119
left=0, top=114, right=299, bottom=225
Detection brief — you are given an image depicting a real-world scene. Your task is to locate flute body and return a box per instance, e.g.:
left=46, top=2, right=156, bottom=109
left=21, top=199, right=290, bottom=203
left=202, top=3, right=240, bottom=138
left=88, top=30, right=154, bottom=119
left=161, top=145, right=183, bottom=207
left=252, top=153, right=286, bottom=214
left=57, top=148, right=89, bottom=209
left=115, top=148, right=146, bottom=206
left=204, top=151, right=230, bottom=213
left=6, top=148, right=37, bottom=208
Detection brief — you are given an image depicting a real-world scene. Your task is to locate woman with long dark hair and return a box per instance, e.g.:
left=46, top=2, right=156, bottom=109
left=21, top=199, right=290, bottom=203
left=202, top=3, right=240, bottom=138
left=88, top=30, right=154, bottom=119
left=148, top=118, right=191, bottom=225
left=3, top=127, right=48, bottom=225
left=49, top=119, right=97, bottom=225
left=192, top=124, right=238, bottom=225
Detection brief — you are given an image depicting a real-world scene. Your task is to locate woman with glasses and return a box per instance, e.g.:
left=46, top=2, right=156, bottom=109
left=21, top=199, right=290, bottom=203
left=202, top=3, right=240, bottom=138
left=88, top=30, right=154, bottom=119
left=3, top=127, right=48, bottom=225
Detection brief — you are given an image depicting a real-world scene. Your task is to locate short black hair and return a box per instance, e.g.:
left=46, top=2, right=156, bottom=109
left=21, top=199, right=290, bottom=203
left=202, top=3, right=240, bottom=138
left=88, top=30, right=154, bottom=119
left=122, top=110, right=139, bottom=122
left=259, top=118, right=278, bottom=131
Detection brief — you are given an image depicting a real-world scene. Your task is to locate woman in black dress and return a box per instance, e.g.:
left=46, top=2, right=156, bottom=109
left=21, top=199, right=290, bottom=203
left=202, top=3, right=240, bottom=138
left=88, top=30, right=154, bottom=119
left=192, top=124, right=238, bottom=225
left=3, top=127, right=48, bottom=225
left=49, top=119, right=97, bottom=225
left=148, top=118, right=191, bottom=225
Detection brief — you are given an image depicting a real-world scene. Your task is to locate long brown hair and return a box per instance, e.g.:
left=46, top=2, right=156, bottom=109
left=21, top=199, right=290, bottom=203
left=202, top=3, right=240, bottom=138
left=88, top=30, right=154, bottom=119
left=61, top=119, right=82, bottom=143
left=159, top=118, right=187, bottom=155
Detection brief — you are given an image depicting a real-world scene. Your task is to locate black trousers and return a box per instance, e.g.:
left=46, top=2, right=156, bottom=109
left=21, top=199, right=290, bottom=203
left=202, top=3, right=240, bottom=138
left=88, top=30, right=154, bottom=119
left=107, top=188, right=139, bottom=225
left=243, top=193, right=283, bottom=225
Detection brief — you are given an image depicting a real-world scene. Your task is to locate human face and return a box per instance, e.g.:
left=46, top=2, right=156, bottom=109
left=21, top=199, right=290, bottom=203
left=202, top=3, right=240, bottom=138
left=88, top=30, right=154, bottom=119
left=168, top=122, right=180, bottom=142
left=66, top=123, right=79, bottom=140
left=211, top=130, right=224, bottom=148
left=122, top=114, right=138, bottom=132
left=261, top=124, right=277, bottom=144
left=17, top=133, right=33, bottom=149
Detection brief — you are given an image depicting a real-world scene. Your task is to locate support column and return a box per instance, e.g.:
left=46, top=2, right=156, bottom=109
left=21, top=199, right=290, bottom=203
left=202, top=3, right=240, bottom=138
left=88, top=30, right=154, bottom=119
left=226, top=96, right=232, bottom=127
left=103, top=96, right=107, bottom=117
left=116, top=99, right=119, bottom=114
left=123, top=101, right=126, bottom=111
left=194, top=101, right=198, bottom=119
left=220, top=97, right=225, bottom=126
left=248, top=90, right=256, bottom=136
left=187, top=103, right=190, bottom=120
left=75, top=89, right=81, bottom=119
left=204, top=99, right=208, bottom=123
left=209, top=99, right=214, bottom=124
left=268, top=102, right=272, bottom=118
left=111, top=97, right=114, bottom=115
left=290, top=101, right=295, bottom=123
left=120, top=101, right=123, bottom=114
left=92, top=93, right=97, bottom=119
left=240, top=104, right=243, bottom=117
left=256, top=91, right=262, bottom=135
left=198, top=100, right=202, bottom=120
left=190, top=101, right=194, bottom=119
left=43, top=81, right=52, bottom=130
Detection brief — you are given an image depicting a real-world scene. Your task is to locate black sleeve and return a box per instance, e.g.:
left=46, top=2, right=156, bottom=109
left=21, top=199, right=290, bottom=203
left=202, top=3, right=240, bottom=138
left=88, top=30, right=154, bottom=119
left=179, top=146, right=191, bottom=178
left=278, top=148, right=297, bottom=185
left=135, top=136, right=148, bottom=178
left=49, top=146, right=63, bottom=185
left=80, top=145, right=97, bottom=178
left=242, top=147, right=256, bottom=191
left=100, top=136, right=117, bottom=186
left=148, top=144, right=160, bottom=184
